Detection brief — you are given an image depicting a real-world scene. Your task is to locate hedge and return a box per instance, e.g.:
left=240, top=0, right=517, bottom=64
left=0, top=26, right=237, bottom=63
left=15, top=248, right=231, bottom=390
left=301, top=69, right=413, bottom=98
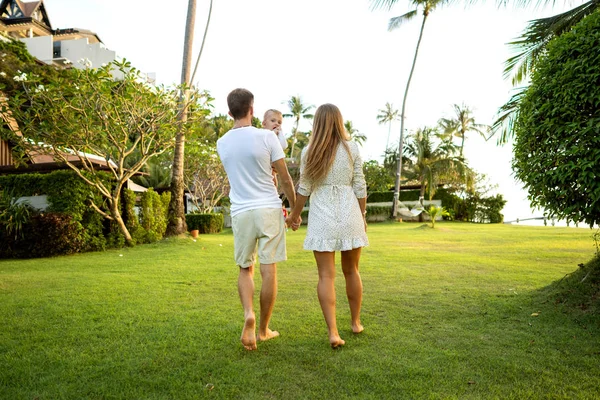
left=0, top=170, right=108, bottom=252
left=186, top=213, right=224, bottom=234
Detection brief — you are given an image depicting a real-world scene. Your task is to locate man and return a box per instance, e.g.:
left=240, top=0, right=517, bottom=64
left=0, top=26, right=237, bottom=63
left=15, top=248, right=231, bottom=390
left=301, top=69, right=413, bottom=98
left=216, top=88, right=296, bottom=351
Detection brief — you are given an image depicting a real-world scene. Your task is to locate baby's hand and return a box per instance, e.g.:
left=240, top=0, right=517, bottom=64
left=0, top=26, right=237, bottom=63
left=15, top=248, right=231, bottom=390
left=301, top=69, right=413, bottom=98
left=273, top=127, right=281, bottom=136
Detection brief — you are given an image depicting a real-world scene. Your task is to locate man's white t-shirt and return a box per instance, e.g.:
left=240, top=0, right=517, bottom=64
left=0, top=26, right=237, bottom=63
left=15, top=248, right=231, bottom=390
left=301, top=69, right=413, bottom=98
left=217, top=126, right=285, bottom=217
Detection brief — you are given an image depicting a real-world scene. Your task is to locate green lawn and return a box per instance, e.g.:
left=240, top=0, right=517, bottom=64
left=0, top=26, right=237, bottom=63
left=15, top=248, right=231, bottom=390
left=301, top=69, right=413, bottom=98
left=1, top=222, right=598, bottom=399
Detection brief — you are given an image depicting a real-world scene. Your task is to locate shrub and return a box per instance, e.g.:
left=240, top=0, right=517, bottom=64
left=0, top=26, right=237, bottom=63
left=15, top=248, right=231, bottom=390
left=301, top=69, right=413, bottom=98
left=186, top=213, right=224, bottom=234
left=139, top=189, right=170, bottom=242
left=512, top=10, right=600, bottom=227
left=1, top=213, right=85, bottom=258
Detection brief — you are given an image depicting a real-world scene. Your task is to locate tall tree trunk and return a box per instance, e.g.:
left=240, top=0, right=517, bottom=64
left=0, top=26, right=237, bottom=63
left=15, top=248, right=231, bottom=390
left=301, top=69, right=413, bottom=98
left=166, top=0, right=197, bottom=236
left=385, top=122, right=392, bottom=151
left=460, top=130, right=465, bottom=158
left=392, top=13, right=428, bottom=218
left=289, top=116, right=300, bottom=160
left=419, top=179, right=426, bottom=223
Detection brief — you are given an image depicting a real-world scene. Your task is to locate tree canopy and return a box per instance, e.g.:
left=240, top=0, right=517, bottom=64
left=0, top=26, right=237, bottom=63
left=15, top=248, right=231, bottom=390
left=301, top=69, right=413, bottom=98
left=512, top=10, right=600, bottom=227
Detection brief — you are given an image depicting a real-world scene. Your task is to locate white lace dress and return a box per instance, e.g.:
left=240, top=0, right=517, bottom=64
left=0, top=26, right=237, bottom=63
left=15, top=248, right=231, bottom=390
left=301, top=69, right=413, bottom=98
left=298, top=141, right=369, bottom=252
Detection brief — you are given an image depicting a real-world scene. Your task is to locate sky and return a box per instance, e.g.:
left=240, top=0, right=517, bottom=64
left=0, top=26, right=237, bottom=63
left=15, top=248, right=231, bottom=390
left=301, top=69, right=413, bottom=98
left=44, top=0, right=585, bottom=222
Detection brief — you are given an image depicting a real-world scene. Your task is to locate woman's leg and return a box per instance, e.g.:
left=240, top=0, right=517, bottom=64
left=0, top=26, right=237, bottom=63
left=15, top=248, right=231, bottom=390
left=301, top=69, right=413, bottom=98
left=341, top=248, right=364, bottom=333
left=313, top=251, right=345, bottom=348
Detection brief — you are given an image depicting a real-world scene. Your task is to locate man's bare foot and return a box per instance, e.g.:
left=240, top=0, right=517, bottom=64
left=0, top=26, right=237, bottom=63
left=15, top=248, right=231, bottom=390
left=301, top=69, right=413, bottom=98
left=352, top=322, right=364, bottom=334
left=241, top=314, right=257, bottom=351
left=258, top=328, right=280, bottom=342
left=330, top=335, right=345, bottom=349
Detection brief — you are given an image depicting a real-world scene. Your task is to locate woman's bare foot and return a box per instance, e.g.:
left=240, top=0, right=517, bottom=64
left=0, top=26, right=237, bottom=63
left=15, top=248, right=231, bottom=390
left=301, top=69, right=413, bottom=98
left=352, top=322, right=364, bottom=334
left=241, top=314, right=257, bottom=351
left=258, top=328, right=280, bottom=342
left=330, top=335, right=345, bottom=349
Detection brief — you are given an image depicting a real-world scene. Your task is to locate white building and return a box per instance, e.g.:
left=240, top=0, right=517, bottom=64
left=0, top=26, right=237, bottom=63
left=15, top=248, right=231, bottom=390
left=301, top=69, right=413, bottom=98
left=0, top=0, right=154, bottom=81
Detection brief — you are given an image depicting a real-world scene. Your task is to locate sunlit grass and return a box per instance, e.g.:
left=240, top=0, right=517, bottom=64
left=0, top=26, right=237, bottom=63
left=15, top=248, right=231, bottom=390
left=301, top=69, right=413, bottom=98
left=0, top=222, right=598, bottom=399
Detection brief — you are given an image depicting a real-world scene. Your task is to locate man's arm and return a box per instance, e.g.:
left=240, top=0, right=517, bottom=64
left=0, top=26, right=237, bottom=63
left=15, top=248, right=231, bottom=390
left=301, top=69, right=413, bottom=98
left=272, top=158, right=296, bottom=209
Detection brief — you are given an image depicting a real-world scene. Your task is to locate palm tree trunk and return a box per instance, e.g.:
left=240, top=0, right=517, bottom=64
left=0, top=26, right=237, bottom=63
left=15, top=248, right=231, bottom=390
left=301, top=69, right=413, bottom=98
left=419, top=179, right=426, bottom=223
left=166, top=0, right=196, bottom=236
left=189, top=0, right=213, bottom=85
left=289, top=116, right=300, bottom=160
left=392, top=12, right=428, bottom=219
left=385, top=122, right=392, bottom=151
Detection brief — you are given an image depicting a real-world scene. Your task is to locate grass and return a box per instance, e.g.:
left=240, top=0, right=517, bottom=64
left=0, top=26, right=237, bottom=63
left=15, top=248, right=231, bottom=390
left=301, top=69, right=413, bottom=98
left=0, top=222, right=599, bottom=399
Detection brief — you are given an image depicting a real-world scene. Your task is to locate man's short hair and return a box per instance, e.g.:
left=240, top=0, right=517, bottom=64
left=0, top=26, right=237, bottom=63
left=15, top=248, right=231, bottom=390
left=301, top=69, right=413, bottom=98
left=227, top=88, right=254, bottom=120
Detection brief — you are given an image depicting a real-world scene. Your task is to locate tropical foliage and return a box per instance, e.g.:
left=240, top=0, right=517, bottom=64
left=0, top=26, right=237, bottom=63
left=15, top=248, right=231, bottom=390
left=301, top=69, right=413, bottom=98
left=512, top=10, right=600, bottom=227
left=438, top=103, right=490, bottom=158
left=376, top=102, right=400, bottom=151
left=0, top=60, right=210, bottom=244
left=184, top=143, right=229, bottom=214
left=344, top=120, right=367, bottom=146
left=370, top=0, right=448, bottom=217
left=492, top=0, right=600, bottom=144
left=283, top=95, right=314, bottom=160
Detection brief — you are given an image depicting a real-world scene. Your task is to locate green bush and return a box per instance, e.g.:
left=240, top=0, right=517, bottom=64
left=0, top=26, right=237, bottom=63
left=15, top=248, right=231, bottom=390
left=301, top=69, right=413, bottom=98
left=186, top=213, right=224, bottom=234
left=0, top=171, right=107, bottom=252
left=512, top=10, right=600, bottom=227
left=139, top=189, right=171, bottom=243
left=0, top=212, right=84, bottom=258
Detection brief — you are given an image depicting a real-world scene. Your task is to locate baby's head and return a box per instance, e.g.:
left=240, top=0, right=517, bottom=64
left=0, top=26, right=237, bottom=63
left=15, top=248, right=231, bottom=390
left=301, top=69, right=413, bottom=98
left=263, top=109, right=283, bottom=131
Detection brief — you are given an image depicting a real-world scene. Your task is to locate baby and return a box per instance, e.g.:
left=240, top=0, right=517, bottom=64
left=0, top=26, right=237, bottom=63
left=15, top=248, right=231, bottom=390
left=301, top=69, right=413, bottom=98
left=262, top=109, right=288, bottom=152
left=263, top=109, right=289, bottom=215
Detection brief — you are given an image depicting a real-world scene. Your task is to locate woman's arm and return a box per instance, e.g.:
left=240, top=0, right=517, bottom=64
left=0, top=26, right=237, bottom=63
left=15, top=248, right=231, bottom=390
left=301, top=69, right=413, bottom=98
left=287, top=193, right=308, bottom=231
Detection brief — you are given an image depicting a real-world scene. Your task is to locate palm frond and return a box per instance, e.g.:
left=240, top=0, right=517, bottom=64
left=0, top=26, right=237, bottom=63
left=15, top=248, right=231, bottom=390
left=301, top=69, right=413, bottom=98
left=388, top=10, right=418, bottom=31
left=370, top=0, right=403, bottom=11
left=504, top=0, right=599, bottom=85
left=491, top=88, right=526, bottom=145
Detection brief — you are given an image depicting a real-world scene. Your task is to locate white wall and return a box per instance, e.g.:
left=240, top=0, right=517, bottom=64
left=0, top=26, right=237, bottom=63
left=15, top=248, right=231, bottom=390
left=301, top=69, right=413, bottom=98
left=59, top=38, right=116, bottom=69
left=21, top=36, right=53, bottom=64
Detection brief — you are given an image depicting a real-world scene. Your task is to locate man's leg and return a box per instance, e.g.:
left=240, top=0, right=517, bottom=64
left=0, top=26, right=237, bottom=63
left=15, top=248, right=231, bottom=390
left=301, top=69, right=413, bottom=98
left=238, top=265, right=257, bottom=350
left=258, top=263, right=280, bottom=341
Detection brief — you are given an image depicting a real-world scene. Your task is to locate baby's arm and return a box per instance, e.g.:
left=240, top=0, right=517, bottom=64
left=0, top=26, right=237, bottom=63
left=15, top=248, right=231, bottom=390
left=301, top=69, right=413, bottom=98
left=275, top=128, right=288, bottom=151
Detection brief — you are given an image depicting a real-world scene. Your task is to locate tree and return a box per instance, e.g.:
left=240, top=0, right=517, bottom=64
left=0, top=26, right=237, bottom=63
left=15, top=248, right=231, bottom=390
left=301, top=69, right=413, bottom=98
left=167, top=0, right=198, bottom=236
left=512, top=10, right=600, bottom=227
left=377, top=102, right=400, bottom=151
left=344, top=120, right=367, bottom=146
left=0, top=61, right=208, bottom=244
left=492, top=0, right=600, bottom=144
left=184, top=143, right=229, bottom=213
left=370, top=0, right=447, bottom=217
left=438, top=103, right=490, bottom=158
left=403, top=127, right=464, bottom=220
left=283, top=95, right=314, bottom=160
left=363, top=160, right=394, bottom=192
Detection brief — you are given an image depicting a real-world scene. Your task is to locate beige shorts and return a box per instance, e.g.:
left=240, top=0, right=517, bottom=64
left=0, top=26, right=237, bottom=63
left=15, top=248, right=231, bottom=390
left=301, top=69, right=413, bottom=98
left=231, top=208, right=287, bottom=268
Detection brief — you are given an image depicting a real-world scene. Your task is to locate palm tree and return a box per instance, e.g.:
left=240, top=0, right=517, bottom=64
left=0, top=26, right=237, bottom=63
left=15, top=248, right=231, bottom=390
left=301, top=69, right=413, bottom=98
left=492, top=0, right=600, bottom=144
left=370, top=0, right=447, bottom=218
left=167, top=0, right=214, bottom=235
left=377, top=102, right=400, bottom=151
left=345, top=120, right=368, bottom=147
left=283, top=95, right=314, bottom=160
left=166, top=0, right=197, bottom=236
left=438, top=103, right=490, bottom=158
left=403, top=127, right=464, bottom=221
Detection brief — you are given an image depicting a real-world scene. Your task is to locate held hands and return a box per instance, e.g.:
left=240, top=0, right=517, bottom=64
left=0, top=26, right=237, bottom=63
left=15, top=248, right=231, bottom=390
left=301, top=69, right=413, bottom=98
left=285, top=215, right=302, bottom=231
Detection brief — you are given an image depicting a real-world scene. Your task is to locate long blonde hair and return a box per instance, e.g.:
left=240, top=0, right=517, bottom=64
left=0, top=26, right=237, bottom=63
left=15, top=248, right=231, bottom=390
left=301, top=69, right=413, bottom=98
left=303, top=104, right=350, bottom=184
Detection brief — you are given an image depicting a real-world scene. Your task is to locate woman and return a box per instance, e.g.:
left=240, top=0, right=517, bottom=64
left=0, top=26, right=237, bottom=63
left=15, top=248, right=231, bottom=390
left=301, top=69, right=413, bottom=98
left=287, top=103, right=368, bottom=348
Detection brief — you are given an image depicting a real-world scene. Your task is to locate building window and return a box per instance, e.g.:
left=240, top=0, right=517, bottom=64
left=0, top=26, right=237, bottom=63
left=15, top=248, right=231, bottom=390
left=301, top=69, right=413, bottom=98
left=53, top=41, right=61, bottom=58
left=1, top=0, right=24, bottom=19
